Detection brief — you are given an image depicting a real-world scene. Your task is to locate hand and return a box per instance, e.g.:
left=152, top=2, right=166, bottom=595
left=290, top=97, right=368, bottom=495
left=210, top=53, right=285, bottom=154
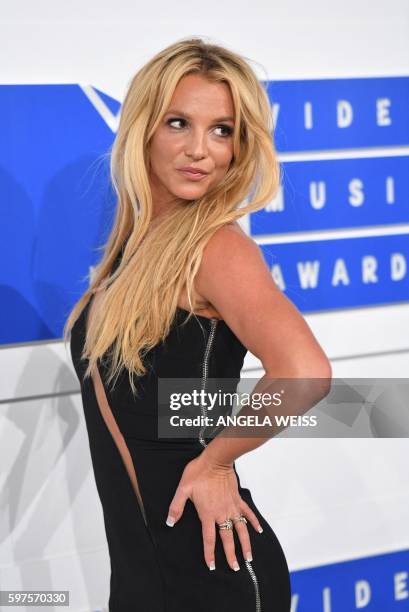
left=165, top=451, right=263, bottom=572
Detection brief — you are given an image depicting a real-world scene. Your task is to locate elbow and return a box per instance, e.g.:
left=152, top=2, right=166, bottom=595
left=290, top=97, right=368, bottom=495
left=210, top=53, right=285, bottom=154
left=263, top=356, right=332, bottom=419
left=298, top=356, right=332, bottom=401
left=264, top=353, right=333, bottom=400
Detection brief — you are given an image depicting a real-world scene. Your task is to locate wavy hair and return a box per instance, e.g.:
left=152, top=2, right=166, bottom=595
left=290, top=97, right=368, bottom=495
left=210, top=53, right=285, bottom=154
left=63, top=36, right=281, bottom=397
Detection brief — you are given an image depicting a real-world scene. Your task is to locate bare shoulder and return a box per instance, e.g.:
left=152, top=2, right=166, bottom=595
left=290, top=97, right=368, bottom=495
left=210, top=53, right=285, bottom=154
left=198, top=221, right=266, bottom=279
left=196, top=221, right=272, bottom=311
left=225, top=220, right=245, bottom=233
left=203, top=220, right=259, bottom=256
left=184, top=222, right=257, bottom=317
left=219, top=220, right=248, bottom=238
left=195, top=220, right=331, bottom=377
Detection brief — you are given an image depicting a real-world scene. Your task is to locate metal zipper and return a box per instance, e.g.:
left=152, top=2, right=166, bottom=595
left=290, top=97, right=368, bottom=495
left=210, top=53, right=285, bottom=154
left=198, top=318, right=262, bottom=612
left=244, top=559, right=262, bottom=612
left=198, top=318, right=218, bottom=447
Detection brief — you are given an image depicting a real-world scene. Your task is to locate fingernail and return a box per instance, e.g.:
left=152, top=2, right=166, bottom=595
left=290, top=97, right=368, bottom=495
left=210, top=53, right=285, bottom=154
left=209, top=561, right=216, bottom=571
left=233, top=561, right=240, bottom=571
left=246, top=553, right=253, bottom=562
left=166, top=516, right=175, bottom=527
left=258, top=526, right=263, bottom=533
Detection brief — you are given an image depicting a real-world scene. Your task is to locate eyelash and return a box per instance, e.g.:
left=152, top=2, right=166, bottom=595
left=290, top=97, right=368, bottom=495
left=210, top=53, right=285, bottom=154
left=166, top=117, right=233, bottom=137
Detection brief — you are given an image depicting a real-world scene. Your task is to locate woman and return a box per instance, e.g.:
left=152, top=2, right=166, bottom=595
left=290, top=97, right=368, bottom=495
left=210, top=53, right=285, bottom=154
left=65, top=37, right=331, bottom=611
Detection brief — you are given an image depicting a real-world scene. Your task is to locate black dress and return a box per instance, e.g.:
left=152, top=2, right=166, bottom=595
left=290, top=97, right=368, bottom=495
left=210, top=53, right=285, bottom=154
left=69, top=249, right=291, bottom=612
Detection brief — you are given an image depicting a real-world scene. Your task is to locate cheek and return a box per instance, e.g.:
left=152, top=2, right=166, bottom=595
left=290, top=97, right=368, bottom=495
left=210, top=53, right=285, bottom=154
left=213, top=144, right=234, bottom=171
left=150, top=133, right=176, bottom=170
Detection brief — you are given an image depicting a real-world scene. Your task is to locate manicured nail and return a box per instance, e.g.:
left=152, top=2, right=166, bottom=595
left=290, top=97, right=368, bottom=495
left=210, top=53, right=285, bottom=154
left=246, top=553, right=253, bottom=562
left=233, top=561, right=240, bottom=571
left=209, top=561, right=216, bottom=570
left=166, top=516, right=175, bottom=527
left=258, top=526, right=263, bottom=533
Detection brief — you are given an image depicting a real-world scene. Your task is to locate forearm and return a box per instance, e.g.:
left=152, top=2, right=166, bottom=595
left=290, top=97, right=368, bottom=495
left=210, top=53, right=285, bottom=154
left=200, top=370, right=331, bottom=467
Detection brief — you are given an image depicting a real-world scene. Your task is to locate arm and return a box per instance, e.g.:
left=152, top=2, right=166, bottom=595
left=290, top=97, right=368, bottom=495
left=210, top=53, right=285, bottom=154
left=194, top=223, right=332, bottom=467
left=165, top=223, right=332, bottom=573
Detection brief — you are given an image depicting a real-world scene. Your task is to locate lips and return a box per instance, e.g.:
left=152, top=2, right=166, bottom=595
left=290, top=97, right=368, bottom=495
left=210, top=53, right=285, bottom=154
left=177, top=167, right=209, bottom=181
left=178, top=167, right=209, bottom=175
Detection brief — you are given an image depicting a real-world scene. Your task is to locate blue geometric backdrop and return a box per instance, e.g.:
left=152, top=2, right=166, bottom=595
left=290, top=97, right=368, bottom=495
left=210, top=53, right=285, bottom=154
left=0, top=77, right=408, bottom=344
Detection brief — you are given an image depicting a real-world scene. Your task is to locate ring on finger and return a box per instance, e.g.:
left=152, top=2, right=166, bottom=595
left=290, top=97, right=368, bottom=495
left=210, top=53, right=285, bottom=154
left=232, top=514, right=247, bottom=525
left=218, top=518, right=234, bottom=530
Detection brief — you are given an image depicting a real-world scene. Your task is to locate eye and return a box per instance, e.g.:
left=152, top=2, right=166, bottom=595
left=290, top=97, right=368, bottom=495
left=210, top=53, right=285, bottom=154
left=214, top=124, right=233, bottom=138
left=166, top=117, right=187, bottom=129
left=165, top=117, right=233, bottom=137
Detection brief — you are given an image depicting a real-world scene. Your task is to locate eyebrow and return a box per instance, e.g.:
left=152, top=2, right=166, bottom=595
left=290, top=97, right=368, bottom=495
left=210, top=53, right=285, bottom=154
left=165, top=108, right=235, bottom=123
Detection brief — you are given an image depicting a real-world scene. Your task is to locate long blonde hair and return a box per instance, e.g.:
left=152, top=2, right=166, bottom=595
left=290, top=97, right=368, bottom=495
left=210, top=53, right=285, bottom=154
left=63, top=36, right=281, bottom=396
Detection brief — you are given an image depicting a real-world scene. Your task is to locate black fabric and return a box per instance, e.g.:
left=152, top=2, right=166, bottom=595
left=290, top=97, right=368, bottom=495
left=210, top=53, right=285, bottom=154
left=70, top=249, right=291, bottom=611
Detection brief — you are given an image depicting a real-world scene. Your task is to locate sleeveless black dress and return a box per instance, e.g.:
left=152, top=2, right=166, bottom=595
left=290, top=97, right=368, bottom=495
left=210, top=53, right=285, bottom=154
left=69, top=248, right=291, bottom=612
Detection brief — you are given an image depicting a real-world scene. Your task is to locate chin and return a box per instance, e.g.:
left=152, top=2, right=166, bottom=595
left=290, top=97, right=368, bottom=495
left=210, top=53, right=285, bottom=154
left=174, top=187, right=208, bottom=200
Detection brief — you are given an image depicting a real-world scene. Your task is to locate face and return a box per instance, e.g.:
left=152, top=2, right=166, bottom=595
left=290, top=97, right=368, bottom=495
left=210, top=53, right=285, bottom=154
left=148, top=73, right=235, bottom=214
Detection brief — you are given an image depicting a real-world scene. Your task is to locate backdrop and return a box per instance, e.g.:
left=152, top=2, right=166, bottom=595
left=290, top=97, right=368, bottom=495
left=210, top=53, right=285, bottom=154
left=0, top=1, right=408, bottom=610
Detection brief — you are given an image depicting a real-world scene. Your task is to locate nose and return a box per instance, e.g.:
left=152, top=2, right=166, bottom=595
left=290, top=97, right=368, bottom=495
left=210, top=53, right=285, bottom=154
left=185, top=128, right=207, bottom=160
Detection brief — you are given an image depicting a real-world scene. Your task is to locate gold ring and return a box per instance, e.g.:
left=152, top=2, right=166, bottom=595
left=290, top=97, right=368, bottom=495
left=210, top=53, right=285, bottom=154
left=217, top=518, right=233, bottom=530
left=232, top=514, right=247, bottom=524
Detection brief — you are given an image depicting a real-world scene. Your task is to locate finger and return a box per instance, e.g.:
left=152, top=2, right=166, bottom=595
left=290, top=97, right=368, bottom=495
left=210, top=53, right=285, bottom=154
left=233, top=518, right=253, bottom=562
left=202, top=519, right=216, bottom=571
left=218, top=518, right=240, bottom=571
left=166, top=485, right=189, bottom=527
left=239, top=499, right=264, bottom=534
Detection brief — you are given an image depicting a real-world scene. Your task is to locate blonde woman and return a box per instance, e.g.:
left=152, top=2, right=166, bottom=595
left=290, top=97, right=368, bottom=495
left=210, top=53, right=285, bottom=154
left=66, top=37, right=331, bottom=611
